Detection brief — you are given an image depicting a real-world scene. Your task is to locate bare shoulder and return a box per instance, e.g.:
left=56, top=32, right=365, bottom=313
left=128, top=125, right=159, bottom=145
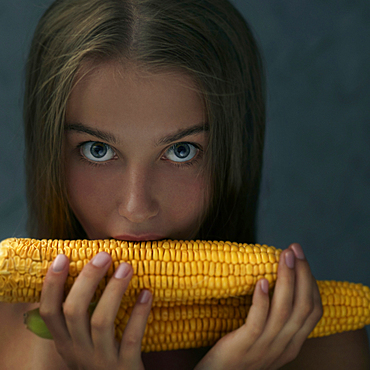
left=280, top=329, right=370, bottom=370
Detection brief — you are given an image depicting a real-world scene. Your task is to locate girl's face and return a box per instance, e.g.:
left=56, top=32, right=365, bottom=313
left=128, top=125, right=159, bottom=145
left=64, top=62, right=209, bottom=241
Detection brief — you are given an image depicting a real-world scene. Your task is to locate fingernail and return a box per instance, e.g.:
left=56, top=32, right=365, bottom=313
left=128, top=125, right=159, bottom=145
left=92, top=252, right=111, bottom=267
left=114, top=263, right=131, bottom=279
left=285, top=250, right=295, bottom=269
left=260, top=279, right=269, bottom=294
left=52, top=254, right=67, bottom=272
left=291, top=243, right=305, bottom=260
left=139, top=290, right=151, bottom=304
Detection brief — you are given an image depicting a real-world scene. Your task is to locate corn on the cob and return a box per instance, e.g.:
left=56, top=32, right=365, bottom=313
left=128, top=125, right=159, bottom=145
left=1, top=238, right=370, bottom=352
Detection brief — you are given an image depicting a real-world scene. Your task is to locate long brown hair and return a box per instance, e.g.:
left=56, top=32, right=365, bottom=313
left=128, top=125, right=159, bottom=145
left=24, top=0, right=265, bottom=242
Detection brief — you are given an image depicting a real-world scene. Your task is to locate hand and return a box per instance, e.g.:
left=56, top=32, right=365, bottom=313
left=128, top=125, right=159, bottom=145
left=39, top=252, right=153, bottom=370
left=194, top=243, right=323, bottom=370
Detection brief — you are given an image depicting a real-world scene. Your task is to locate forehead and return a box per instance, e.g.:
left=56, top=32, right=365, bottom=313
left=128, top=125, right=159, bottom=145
left=66, top=61, right=206, bottom=133
left=72, top=59, right=202, bottom=90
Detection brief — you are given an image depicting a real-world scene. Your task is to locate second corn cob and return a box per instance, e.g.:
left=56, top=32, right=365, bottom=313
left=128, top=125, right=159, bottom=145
left=1, top=237, right=370, bottom=352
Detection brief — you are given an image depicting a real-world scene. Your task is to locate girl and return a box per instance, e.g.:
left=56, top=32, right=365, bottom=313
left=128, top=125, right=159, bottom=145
left=1, top=0, right=369, bottom=369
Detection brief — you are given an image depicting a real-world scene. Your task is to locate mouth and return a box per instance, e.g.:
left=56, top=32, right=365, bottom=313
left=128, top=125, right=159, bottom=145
left=112, top=234, right=166, bottom=242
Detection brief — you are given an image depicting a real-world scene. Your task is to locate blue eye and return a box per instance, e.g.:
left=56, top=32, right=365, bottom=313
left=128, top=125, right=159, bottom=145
left=80, top=142, right=115, bottom=162
left=165, top=142, right=198, bottom=163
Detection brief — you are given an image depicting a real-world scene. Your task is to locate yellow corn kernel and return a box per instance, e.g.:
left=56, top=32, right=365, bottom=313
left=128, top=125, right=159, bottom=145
left=0, top=238, right=369, bottom=352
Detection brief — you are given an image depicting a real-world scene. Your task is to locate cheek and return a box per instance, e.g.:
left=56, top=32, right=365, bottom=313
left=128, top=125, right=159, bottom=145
left=159, top=170, right=209, bottom=226
left=65, top=162, right=114, bottom=223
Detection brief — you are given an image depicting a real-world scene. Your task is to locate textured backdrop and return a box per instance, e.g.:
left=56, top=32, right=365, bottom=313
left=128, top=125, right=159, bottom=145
left=1, top=0, right=369, bottom=343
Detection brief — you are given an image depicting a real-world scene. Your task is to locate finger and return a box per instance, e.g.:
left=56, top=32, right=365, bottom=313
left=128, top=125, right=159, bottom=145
left=283, top=244, right=316, bottom=332
left=304, top=275, right=323, bottom=331
left=119, top=289, right=153, bottom=367
left=233, top=278, right=270, bottom=348
left=282, top=273, right=323, bottom=348
left=262, top=248, right=296, bottom=338
left=286, top=244, right=323, bottom=335
left=252, top=246, right=308, bottom=367
left=273, top=245, right=323, bottom=366
left=39, top=254, right=71, bottom=345
left=63, top=252, right=112, bottom=350
left=90, top=262, right=133, bottom=357
left=289, top=276, right=323, bottom=350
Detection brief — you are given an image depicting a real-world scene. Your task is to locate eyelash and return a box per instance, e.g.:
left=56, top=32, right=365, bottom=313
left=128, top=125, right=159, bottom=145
left=75, top=141, right=203, bottom=168
left=170, top=159, right=199, bottom=168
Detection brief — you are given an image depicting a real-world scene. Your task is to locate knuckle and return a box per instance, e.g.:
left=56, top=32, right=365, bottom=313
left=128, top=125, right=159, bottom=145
left=299, top=301, right=314, bottom=318
left=133, top=306, right=150, bottom=320
left=41, top=274, right=62, bottom=294
left=246, top=321, right=264, bottom=339
left=252, top=288, right=270, bottom=310
left=122, top=334, right=141, bottom=348
left=39, top=305, right=57, bottom=319
left=277, top=306, right=292, bottom=322
left=90, top=315, right=111, bottom=331
left=63, top=302, right=84, bottom=321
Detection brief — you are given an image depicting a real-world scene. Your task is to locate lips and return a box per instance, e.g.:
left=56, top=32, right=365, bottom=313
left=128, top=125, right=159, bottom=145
left=112, top=234, right=166, bottom=241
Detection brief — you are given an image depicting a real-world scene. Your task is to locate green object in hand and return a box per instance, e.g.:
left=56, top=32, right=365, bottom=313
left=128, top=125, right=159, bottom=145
left=23, top=307, right=53, bottom=339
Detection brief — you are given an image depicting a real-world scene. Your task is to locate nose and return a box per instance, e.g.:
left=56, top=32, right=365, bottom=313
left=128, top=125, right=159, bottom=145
left=117, top=165, right=159, bottom=223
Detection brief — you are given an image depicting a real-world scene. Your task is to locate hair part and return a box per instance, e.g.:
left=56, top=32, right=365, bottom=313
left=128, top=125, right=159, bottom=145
left=24, top=0, right=265, bottom=242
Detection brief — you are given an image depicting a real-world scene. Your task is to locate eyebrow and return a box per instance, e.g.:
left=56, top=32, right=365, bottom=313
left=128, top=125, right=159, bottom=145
left=155, top=123, right=209, bottom=146
left=65, top=122, right=209, bottom=146
left=66, top=123, right=118, bottom=145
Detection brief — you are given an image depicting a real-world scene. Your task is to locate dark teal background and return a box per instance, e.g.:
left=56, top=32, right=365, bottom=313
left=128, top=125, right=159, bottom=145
left=1, top=0, right=369, bottom=343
